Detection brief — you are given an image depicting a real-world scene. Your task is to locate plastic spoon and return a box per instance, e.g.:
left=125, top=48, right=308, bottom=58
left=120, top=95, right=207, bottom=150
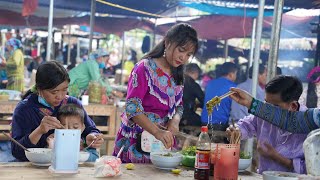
left=117, top=145, right=125, bottom=158
left=83, top=139, right=97, bottom=151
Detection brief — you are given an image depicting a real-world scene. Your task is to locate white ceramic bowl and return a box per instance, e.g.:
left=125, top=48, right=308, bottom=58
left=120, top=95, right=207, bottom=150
left=238, top=158, right=252, bottom=172
left=263, top=171, right=299, bottom=180
left=79, top=151, right=90, bottom=163
left=150, top=152, right=183, bottom=169
left=25, top=148, right=52, bottom=165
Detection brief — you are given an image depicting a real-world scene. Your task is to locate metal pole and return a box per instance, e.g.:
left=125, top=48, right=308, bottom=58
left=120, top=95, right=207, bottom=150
left=224, top=39, right=228, bottom=62
left=77, top=38, right=80, bottom=63
left=37, top=42, right=41, bottom=56
left=120, top=32, right=126, bottom=85
left=67, top=25, right=71, bottom=65
left=1, top=32, right=6, bottom=57
left=314, top=16, right=320, bottom=67
left=248, top=18, right=257, bottom=76
left=46, top=0, right=54, bottom=61
left=152, top=19, right=157, bottom=49
left=246, top=0, right=265, bottom=169
left=267, top=0, right=284, bottom=81
left=89, top=0, right=96, bottom=53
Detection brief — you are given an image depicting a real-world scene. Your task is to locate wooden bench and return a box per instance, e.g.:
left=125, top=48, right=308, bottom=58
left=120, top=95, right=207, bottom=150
left=0, top=101, right=119, bottom=155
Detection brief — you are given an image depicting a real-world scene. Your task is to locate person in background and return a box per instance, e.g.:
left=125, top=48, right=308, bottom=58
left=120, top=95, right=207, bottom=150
left=0, top=38, right=24, bottom=92
left=200, top=70, right=215, bottom=90
left=230, top=64, right=267, bottom=121
left=201, top=62, right=238, bottom=133
left=27, top=56, right=44, bottom=74
left=68, top=48, right=115, bottom=98
left=55, top=50, right=64, bottom=64
left=123, top=49, right=138, bottom=75
left=113, top=23, right=199, bottom=163
left=11, top=61, right=103, bottom=161
left=47, top=104, right=99, bottom=162
left=227, top=75, right=307, bottom=174
left=181, top=63, right=204, bottom=127
left=299, top=66, right=320, bottom=108
left=67, top=45, right=77, bottom=70
left=31, top=45, right=38, bottom=58
left=0, top=66, right=8, bottom=89
left=277, top=66, right=282, bottom=76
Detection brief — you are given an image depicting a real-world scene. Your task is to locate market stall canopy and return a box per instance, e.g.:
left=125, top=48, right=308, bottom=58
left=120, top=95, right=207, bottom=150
left=179, top=2, right=278, bottom=17
left=179, top=0, right=318, bottom=10
left=0, top=0, right=177, bottom=18
left=156, top=14, right=318, bottom=40
left=0, top=10, right=154, bottom=35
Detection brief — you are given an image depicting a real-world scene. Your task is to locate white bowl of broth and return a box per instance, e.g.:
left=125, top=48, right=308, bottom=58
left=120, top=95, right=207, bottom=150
left=25, top=148, right=52, bottom=166
left=150, top=152, right=183, bottom=169
left=79, top=151, right=90, bottom=163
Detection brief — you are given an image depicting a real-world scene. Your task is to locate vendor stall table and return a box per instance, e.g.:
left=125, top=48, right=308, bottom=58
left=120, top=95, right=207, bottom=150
left=0, top=162, right=262, bottom=180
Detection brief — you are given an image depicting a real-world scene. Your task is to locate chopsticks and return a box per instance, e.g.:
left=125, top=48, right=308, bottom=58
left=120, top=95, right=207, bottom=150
left=158, top=125, right=198, bottom=141
left=37, top=109, right=66, bottom=129
left=2, top=132, right=30, bottom=152
left=220, top=91, right=236, bottom=100
left=206, top=91, right=236, bottom=115
left=229, top=119, right=241, bottom=144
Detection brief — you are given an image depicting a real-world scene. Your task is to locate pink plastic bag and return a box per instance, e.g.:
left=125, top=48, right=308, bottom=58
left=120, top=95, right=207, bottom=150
left=94, top=156, right=122, bottom=177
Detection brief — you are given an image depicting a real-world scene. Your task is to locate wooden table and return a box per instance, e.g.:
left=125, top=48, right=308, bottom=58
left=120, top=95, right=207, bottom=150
left=0, top=162, right=262, bottom=180
left=0, top=101, right=119, bottom=155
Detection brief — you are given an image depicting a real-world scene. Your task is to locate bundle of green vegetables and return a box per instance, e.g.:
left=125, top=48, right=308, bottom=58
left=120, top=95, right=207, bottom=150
left=240, top=151, right=251, bottom=159
left=181, top=146, right=196, bottom=156
left=181, top=146, right=196, bottom=167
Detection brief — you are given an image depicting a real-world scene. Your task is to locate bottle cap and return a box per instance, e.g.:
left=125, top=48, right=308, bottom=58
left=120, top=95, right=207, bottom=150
left=201, top=126, right=208, bottom=132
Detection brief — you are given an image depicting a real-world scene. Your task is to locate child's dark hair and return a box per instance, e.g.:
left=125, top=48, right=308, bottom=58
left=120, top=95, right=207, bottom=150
left=265, top=75, right=302, bottom=102
left=22, top=61, right=70, bottom=99
left=57, top=104, right=85, bottom=123
left=217, top=62, right=238, bottom=77
left=143, top=23, right=198, bottom=85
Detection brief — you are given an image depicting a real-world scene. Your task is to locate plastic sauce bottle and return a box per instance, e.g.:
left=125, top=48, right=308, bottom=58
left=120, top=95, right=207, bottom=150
left=194, top=126, right=211, bottom=180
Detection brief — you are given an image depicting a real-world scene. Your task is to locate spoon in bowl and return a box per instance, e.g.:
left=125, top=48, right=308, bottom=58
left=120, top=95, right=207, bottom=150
left=2, top=132, right=30, bottom=152
left=117, top=145, right=125, bottom=158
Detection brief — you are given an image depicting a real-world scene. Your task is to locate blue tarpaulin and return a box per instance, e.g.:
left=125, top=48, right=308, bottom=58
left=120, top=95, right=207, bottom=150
left=179, top=2, right=287, bottom=17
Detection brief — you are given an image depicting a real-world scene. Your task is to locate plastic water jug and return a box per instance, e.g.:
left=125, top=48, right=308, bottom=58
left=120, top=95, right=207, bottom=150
left=303, top=129, right=320, bottom=176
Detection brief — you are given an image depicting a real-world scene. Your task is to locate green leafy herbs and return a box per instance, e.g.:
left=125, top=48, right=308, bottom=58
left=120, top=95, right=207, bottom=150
left=240, top=151, right=251, bottom=159
left=181, top=146, right=196, bottom=156
left=161, top=152, right=173, bottom=157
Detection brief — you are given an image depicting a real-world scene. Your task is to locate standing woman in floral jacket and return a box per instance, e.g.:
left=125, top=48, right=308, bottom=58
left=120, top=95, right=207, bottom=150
left=113, top=23, right=199, bottom=163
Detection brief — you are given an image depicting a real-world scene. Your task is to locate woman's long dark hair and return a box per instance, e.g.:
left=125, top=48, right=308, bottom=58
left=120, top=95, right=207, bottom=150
left=22, top=61, right=70, bottom=99
left=143, top=23, right=198, bottom=85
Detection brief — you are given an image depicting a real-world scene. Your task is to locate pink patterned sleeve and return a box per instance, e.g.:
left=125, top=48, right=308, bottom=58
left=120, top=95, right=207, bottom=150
left=125, top=61, right=148, bottom=120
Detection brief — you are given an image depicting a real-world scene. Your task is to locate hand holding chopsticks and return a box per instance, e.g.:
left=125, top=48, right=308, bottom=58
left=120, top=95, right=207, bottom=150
left=38, top=110, right=66, bottom=129
left=37, top=115, right=66, bottom=135
left=227, top=119, right=241, bottom=144
left=85, top=133, right=104, bottom=149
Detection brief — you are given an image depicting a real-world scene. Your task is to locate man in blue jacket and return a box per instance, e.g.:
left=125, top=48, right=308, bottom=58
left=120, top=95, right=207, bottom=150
left=201, top=62, right=238, bottom=141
